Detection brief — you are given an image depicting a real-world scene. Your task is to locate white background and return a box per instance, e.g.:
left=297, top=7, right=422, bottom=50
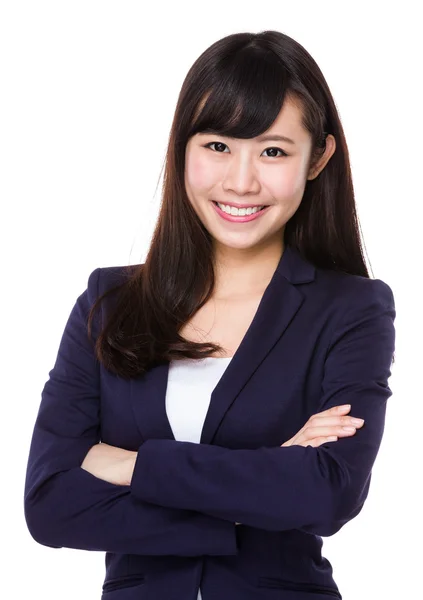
left=2, top=1, right=421, bottom=598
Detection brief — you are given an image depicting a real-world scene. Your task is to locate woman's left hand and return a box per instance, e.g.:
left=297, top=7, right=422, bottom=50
left=81, top=442, right=138, bottom=486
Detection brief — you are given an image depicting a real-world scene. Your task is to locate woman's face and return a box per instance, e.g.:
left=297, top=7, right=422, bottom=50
left=184, top=96, right=334, bottom=254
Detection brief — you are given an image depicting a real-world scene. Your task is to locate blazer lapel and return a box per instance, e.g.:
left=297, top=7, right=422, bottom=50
left=129, top=245, right=316, bottom=445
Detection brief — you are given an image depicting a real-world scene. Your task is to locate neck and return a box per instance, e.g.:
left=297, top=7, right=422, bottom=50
left=212, top=242, right=285, bottom=299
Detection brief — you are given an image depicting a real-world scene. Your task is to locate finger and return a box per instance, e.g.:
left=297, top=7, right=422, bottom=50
left=282, top=424, right=354, bottom=447
left=303, top=436, right=339, bottom=447
left=281, top=435, right=339, bottom=448
left=303, top=424, right=358, bottom=439
left=307, top=415, right=365, bottom=429
left=311, top=405, right=351, bottom=419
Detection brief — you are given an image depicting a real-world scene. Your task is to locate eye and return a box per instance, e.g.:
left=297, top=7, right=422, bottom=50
left=203, top=141, right=288, bottom=158
left=262, top=147, right=288, bottom=158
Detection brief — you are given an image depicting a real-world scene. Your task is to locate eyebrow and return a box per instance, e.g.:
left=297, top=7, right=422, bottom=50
left=198, top=131, right=296, bottom=145
left=256, top=134, right=296, bottom=145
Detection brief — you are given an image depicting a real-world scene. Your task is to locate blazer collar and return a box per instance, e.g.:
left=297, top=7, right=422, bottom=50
left=129, top=244, right=316, bottom=445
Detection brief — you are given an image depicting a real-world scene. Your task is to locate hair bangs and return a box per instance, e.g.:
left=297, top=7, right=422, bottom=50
left=190, top=50, right=292, bottom=141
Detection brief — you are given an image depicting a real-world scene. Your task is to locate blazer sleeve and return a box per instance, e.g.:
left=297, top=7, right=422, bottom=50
left=129, top=278, right=396, bottom=536
left=23, top=267, right=237, bottom=556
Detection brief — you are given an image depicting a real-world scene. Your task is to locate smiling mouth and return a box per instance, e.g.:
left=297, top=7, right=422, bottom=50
left=212, top=201, right=268, bottom=210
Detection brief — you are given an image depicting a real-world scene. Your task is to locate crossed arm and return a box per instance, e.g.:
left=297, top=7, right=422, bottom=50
left=24, top=267, right=395, bottom=553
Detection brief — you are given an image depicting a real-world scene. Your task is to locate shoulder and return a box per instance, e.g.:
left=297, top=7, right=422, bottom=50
left=87, top=264, right=141, bottom=294
left=313, top=266, right=395, bottom=311
left=310, top=269, right=396, bottom=354
left=284, top=245, right=395, bottom=311
left=83, top=264, right=142, bottom=308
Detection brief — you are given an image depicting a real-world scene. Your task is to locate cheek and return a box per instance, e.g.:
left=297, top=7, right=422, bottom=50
left=185, top=153, right=215, bottom=191
left=267, top=164, right=306, bottom=199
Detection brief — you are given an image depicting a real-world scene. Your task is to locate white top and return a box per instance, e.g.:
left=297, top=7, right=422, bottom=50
left=166, top=355, right=233, bottom=600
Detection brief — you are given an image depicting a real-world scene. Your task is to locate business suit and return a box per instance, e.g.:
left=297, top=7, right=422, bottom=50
left=24, top=244, right=396, bottom=599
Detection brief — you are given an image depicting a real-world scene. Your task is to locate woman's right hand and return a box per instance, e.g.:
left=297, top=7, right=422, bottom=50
left=280, top=404, right=365, bottom=448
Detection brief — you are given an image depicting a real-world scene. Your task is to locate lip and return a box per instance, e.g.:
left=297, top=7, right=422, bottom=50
left=211, top=200, right=268, bottom=209
left=211, top=200, right=270, bottom=223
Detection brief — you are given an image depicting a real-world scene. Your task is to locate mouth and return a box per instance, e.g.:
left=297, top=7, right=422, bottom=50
left=211, top=200, right=271, bottom=223
left=211, top=201, right=268, bottom=211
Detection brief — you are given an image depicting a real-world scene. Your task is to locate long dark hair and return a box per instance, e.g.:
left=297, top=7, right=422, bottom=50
left=87, top=30, right=393, bottom=379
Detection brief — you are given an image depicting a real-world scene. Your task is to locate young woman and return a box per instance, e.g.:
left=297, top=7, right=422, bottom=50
left=24, top=30, right=396, bottom=600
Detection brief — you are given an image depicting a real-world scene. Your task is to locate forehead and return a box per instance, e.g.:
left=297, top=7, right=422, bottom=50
left=272, top=97, right=304, bottom=127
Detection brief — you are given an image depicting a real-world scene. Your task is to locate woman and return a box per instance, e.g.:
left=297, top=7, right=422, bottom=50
left=24, top=30, right=396, bottom=600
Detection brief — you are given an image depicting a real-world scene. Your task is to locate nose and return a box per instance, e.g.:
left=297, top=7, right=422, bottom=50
left=222, top=154, right=261, bottom=196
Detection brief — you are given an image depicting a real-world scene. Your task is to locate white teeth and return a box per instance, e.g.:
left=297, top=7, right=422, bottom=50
left=216, top=202, right=265, bottom=216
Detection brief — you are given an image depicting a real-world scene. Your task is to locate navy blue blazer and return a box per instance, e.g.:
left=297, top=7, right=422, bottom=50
left=24, top=245, right=396, bottom=600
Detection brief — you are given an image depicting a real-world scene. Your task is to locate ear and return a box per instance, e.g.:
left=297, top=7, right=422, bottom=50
left=307, top=134, right=336, bottom=180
